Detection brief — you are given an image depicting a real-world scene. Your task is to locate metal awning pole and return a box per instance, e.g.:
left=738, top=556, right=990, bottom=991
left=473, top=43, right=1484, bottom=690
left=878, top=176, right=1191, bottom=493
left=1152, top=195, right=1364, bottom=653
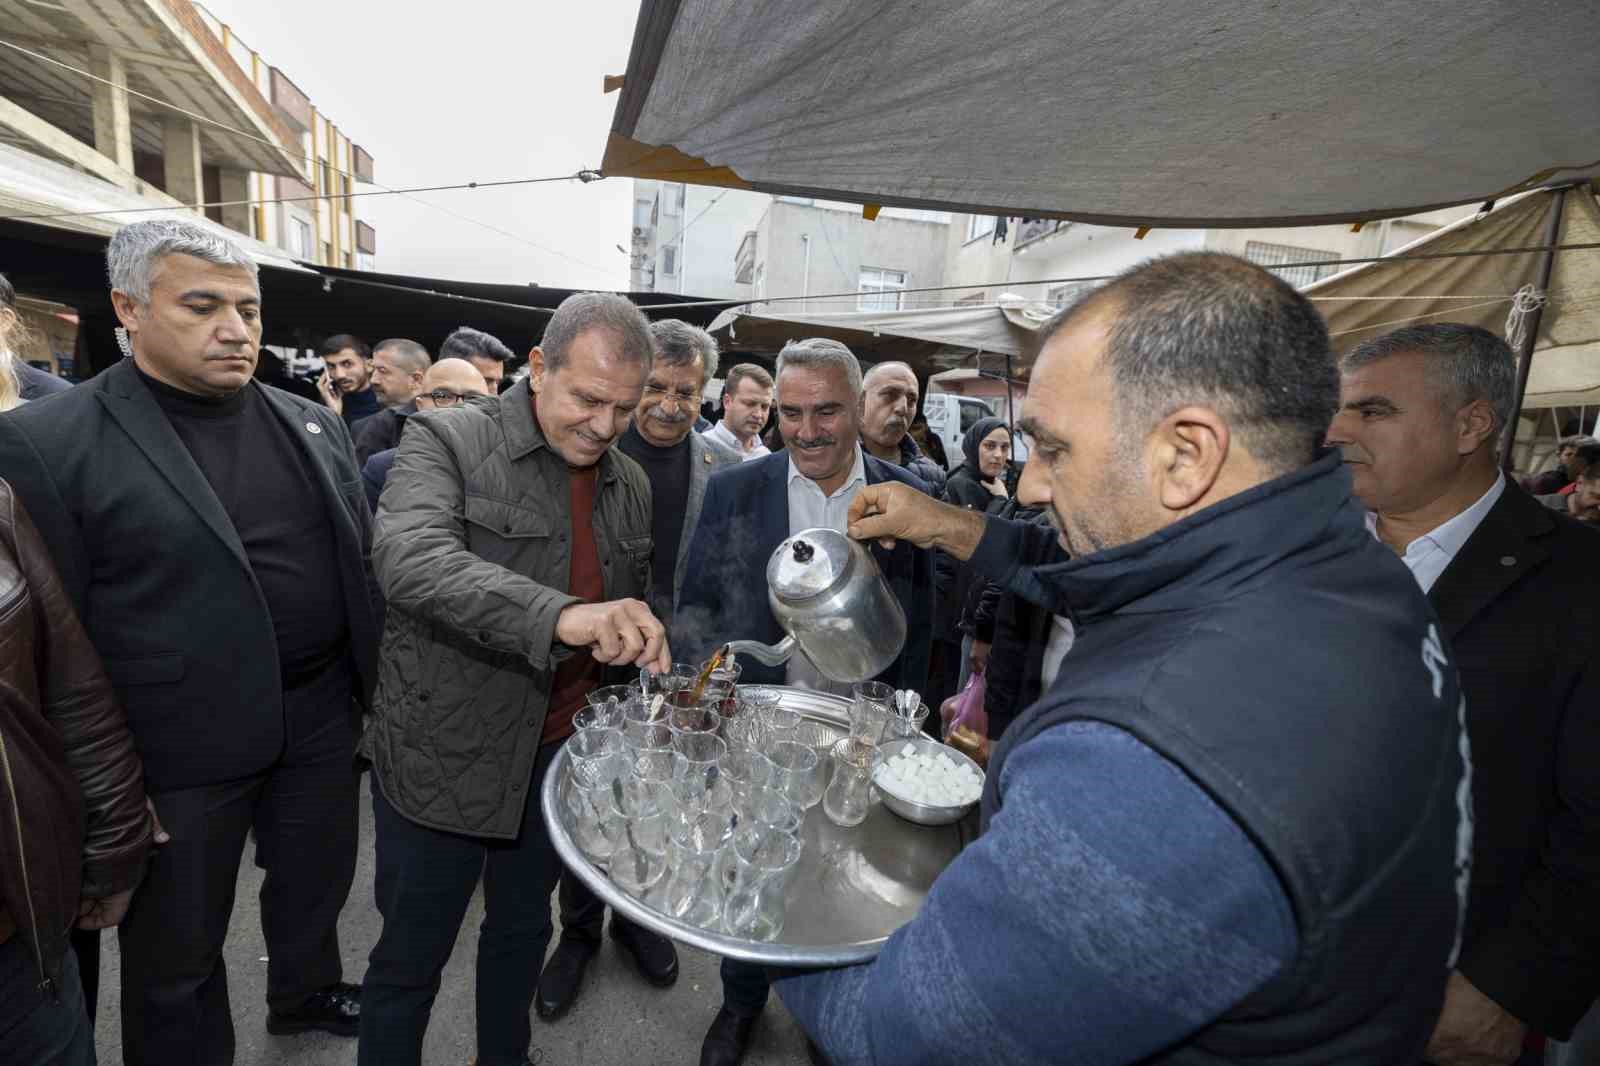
left=1502, top=186, right=1571, bottom=471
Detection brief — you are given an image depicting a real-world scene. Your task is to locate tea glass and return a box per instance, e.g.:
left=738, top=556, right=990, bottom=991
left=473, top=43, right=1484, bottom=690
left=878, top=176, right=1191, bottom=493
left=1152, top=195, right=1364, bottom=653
left=849, top=681, right=895, bottom=749
left=722, top=826, right=803, bottom=942
left=822, top=738, right=874, bottom=828
left=763, top=740, right=824, bottom=810
left=882, top=693, right=930, bottom=742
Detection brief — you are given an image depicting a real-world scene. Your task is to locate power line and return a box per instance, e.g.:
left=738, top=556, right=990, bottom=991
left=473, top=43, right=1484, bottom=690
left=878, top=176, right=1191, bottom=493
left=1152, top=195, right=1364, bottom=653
left=0, top=173, right=589, bottom=222
left=0, top=38, right=614, bottom=273
left=642, top=240, right=1600, bottom=312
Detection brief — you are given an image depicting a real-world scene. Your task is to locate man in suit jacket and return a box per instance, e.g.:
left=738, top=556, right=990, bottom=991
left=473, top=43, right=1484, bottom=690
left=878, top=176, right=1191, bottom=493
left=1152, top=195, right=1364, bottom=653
left=0, top=220, right=380, bottom=1066
left=679, top=337, right=934, bottom=1066
left=1328, top=322, right=1600, bottom=1066
left=535, top=319, right=739, bottom=1023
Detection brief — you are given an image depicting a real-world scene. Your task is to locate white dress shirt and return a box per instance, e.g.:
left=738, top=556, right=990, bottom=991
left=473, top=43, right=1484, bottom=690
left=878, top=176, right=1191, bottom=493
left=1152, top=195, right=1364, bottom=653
left=1366, top=473, right=1506, bottom=593
left=704, top=419, right=770, bottom=461
left=1039, top=613, right=1077, bottom=691
left=784, top=447, right=868, bottom=691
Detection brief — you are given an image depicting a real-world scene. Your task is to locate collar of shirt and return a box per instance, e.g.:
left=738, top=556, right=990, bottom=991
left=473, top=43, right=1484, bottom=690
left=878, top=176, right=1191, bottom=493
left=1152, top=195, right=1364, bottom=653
left=1365, top=472, right=1505, bottom=588
left=787, top=446, right=867, bottom=498
left=712, top=419, right=765, bottom=455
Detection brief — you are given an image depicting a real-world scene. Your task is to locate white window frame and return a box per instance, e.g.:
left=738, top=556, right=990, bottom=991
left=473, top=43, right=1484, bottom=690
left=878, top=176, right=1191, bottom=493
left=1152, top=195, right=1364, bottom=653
left=965, top=215, right=997, bottom=243
left=859, top=267, right=907, bottom=311
left=287, top=215, right=313, bottom=260
left=1243, top=241, right=1341, bottom=289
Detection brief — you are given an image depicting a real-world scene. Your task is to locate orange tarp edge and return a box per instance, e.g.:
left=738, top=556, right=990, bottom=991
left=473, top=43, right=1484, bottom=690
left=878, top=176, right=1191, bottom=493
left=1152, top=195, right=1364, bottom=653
left=601, top=133, right=752, bottom=189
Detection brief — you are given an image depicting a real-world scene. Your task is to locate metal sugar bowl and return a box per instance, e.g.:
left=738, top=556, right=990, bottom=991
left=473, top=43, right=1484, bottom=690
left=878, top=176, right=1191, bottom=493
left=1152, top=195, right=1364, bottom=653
left=726, top=528, right=906, bottom=683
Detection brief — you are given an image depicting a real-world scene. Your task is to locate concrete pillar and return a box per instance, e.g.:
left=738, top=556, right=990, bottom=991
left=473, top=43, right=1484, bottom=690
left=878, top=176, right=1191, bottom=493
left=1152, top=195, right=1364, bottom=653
left=218, top=168, right=253, bottom=236
left=161, top=114, right=203, bottom=209
left=87, top=45, right=133, bottom=174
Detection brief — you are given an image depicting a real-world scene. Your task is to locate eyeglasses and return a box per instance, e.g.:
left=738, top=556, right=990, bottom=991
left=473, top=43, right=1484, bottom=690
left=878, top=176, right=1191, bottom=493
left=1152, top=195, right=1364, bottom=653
left=425, top=388, right=474, bottom=406
left=642, top=383, right=702, bottom=407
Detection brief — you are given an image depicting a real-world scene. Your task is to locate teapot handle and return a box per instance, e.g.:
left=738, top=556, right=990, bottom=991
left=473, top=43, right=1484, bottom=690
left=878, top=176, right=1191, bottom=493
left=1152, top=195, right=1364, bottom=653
left=725, top=635, right=796, bottom=667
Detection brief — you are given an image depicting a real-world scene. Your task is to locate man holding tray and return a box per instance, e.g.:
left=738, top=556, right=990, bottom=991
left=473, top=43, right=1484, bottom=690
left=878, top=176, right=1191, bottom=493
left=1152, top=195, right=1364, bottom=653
left=780, top=253, right=1471, bottom=1065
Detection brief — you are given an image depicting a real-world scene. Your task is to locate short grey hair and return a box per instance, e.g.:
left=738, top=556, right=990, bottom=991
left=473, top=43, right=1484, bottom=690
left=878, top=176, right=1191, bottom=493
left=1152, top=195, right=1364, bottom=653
left=649, top=319, right=719, bottom=383
left=1343, top=323, right=1518, bottom=431
left=775, top=337, right=862, bottom=398
left=540, top=292, right=653, bottom=374
left=107, top=219, right=258, bottom=305
left=374, top=338, right=431, bottom=374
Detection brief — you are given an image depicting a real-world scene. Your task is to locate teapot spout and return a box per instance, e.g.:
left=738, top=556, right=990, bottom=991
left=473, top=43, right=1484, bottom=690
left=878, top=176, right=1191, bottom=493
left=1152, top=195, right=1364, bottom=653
left=725, top=636, right=796, bottom=668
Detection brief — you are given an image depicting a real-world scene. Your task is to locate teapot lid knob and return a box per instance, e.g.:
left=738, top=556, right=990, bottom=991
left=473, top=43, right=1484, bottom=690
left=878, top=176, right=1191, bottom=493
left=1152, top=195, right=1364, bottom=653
left=792, top=539, right=814, bottom=563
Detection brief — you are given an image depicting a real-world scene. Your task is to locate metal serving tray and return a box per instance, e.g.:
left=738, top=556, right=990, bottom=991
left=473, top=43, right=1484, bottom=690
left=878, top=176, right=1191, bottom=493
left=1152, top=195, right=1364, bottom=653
left=540, top=686, right=971, bottom=967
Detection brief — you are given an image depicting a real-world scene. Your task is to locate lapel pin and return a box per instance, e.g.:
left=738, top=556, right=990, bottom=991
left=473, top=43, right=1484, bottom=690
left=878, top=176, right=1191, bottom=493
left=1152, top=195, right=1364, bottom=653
left=1499, top=555, right=1516, bottom=567
left=306, top=421, right=323, bottom=435
left=703, top=453, right=713, bottom=464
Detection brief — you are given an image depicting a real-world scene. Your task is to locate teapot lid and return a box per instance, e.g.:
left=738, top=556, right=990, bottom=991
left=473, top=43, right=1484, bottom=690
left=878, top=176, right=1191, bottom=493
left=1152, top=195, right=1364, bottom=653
left=768, top=527, right=855, bottom=601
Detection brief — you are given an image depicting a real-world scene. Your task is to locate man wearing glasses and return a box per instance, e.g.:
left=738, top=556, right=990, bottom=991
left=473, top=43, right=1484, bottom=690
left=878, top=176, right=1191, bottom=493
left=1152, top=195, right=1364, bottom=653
left=532, top=319, right=740, bottom=1023
left=361, top=358, right=490, bottom=513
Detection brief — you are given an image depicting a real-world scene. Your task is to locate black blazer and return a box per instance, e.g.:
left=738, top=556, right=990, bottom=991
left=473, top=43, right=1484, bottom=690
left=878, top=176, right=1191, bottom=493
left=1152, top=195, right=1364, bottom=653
left=1430, top=483, right=1600, bottom=1038
left=679, top=450, right=934, bottom=691
left=0, top=359, right=380, bottom=792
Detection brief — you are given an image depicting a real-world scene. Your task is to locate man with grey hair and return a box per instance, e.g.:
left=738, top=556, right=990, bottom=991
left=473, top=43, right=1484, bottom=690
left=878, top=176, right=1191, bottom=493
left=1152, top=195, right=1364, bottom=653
left=1327, top=322, right=1600, bottom=1066
left=679, top=336, right=933, bottom=1066
left=534, top=318, right=737, bottom=1023
left=0, top=218, right=381, bottom=1064
left=359, top=291, right=673, bottom=1066
left=351, top=338, right=432, bottom=464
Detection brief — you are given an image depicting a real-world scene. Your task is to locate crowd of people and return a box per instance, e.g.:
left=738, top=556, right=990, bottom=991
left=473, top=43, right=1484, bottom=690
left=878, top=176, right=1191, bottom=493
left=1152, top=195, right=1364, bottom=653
left=0, top=216, right=1595, bottom=1066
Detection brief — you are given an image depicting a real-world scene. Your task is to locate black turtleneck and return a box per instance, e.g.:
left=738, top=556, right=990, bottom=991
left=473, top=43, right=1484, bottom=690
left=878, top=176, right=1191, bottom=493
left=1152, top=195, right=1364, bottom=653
left=618, top=422, right=691, bottom=618
left=136, top=365, right=348, bottom=673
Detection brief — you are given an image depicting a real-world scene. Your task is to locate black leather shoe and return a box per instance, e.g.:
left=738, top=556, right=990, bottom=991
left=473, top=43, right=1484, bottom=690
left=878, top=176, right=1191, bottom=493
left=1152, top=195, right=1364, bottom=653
left=266, top=981, right=361, bottom=1037
left=610, top=920, right=678, bottom=988
left=699, top=1007, right=759, bottom=1066
left=535, top=937, right=599, bottom=1021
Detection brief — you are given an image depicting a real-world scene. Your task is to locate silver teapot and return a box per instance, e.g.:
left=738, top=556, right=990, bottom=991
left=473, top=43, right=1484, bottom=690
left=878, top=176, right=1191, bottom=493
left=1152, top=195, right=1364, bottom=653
left=726, top=528, right=906, bottom=683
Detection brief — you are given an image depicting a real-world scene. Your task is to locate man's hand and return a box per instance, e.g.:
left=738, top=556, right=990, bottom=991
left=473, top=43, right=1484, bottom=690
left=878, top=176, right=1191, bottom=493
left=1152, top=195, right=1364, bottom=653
left=556, top=599, right=671, bottom=673
left=1425, top=971, right=1527, bottom=1066
left=317, top=371, right=343, bottom=416
left=847, top=482, right=987, bottom=560
left=969, top=639, right=992, bottom=675
left=77, top=888, right=135, bottom=930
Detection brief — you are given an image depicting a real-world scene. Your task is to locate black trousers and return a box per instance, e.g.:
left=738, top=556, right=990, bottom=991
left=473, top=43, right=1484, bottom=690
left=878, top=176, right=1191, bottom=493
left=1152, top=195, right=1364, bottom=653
left=557, top=869, right=645, bottom=944
left=359, top=741, right=564, bottom=1066
left=117, top=658, right=359, bottom=1066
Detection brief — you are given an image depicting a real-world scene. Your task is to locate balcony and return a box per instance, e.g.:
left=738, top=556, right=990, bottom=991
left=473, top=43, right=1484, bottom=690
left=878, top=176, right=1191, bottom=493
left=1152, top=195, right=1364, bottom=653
left=352, top=144, right=374, bottom=183
left=356, top=220, right=376, bottom=255
left=734, top=229, right=757, bottom=284
left=268, top=67, right=311, bottom=132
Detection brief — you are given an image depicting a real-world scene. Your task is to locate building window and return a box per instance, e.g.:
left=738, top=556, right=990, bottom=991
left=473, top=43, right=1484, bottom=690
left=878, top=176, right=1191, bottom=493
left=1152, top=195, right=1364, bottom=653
left=965, top=215, right=996, bottom=243
left=753, top=263, right=765, bottom=303
left=289, top=217, right=312, bottom=260
left=322, top=241, right=332, bottom=265
left=1047, top=281, right=1094, bottom=308
left=662, top=245, right=678, bottom=276
left=1244, top=241, right=1341, bottom=289
left=859, top=267, right=907, bottom=311
left=664, top=183, right=685, bottom=216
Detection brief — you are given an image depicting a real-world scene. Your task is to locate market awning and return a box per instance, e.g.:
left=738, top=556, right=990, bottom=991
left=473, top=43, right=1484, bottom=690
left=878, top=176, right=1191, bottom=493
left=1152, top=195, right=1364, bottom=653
left=707, top=297, right=1056, bottom=374
left=603, top=0, right=1598, bottom=228
left=1308, top=187, right=1600, bottom=410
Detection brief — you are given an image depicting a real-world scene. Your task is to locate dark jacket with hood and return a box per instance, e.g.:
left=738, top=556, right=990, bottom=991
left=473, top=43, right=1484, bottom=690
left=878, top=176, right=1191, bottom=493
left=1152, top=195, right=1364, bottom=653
left=897, top=434, right=947, bottom=496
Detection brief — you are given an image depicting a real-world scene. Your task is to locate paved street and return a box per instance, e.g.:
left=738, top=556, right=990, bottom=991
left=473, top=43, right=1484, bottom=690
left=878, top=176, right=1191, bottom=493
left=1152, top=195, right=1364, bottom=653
left=92, top=777, right=814, bottom=1066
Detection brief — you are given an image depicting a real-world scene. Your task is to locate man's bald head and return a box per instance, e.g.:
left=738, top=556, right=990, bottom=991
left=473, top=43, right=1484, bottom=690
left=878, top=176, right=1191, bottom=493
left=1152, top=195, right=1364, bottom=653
left=416, top=357, right=491, bottom=411
left=860, top=360, right=921, bottom=457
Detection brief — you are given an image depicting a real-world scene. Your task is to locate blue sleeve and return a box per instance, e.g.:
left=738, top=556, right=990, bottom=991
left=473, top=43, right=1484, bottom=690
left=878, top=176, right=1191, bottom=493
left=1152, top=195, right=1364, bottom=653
left=776, top=721, right=1298, bottom=1066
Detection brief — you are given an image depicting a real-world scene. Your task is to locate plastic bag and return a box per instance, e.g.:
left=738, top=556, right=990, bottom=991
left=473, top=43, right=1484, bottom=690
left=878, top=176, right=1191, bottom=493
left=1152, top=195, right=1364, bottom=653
left=940, top=667, right=990, bottom=767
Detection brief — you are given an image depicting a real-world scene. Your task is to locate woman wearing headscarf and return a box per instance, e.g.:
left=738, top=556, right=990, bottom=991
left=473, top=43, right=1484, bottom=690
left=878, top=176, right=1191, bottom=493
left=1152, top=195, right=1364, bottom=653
left=928, top=417, right=1014, bottom=710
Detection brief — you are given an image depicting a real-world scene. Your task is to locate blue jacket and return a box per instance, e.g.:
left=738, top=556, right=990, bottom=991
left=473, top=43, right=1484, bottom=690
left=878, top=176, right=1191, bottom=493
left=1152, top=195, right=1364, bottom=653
left=678, top=450, right=933, bottom=689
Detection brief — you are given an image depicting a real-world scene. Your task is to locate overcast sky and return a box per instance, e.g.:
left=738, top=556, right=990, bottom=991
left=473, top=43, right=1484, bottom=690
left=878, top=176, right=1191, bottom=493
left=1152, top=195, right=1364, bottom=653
left=203, top=0, right=642, bottom=291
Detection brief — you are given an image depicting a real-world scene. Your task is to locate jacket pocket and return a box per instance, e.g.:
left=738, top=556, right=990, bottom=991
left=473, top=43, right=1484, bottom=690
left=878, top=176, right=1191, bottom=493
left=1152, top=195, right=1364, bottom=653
left=101, top=653, right=185, bottom=686
left=619, top=534, right=652, bottom=593
left=464, top=495, right=552, bottom=539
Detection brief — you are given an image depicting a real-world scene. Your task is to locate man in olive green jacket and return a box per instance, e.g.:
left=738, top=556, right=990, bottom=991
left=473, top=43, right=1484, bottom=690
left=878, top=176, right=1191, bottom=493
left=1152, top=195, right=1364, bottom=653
left=358, top=293, right=674, bottom=1066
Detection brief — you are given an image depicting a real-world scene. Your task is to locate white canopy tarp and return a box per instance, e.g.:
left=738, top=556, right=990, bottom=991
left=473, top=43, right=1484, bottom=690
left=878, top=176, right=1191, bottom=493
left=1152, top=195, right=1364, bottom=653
left=708, top=296, right=1057, bottom=370
left=603, top=0, right=1599, bottom=227
left=1307, top=187, right=1600, bottom=410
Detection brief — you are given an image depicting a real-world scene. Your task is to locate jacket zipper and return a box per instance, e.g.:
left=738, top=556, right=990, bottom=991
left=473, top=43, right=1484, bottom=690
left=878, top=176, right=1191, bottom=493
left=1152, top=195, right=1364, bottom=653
left=0, top=726, right=53, bottom=997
